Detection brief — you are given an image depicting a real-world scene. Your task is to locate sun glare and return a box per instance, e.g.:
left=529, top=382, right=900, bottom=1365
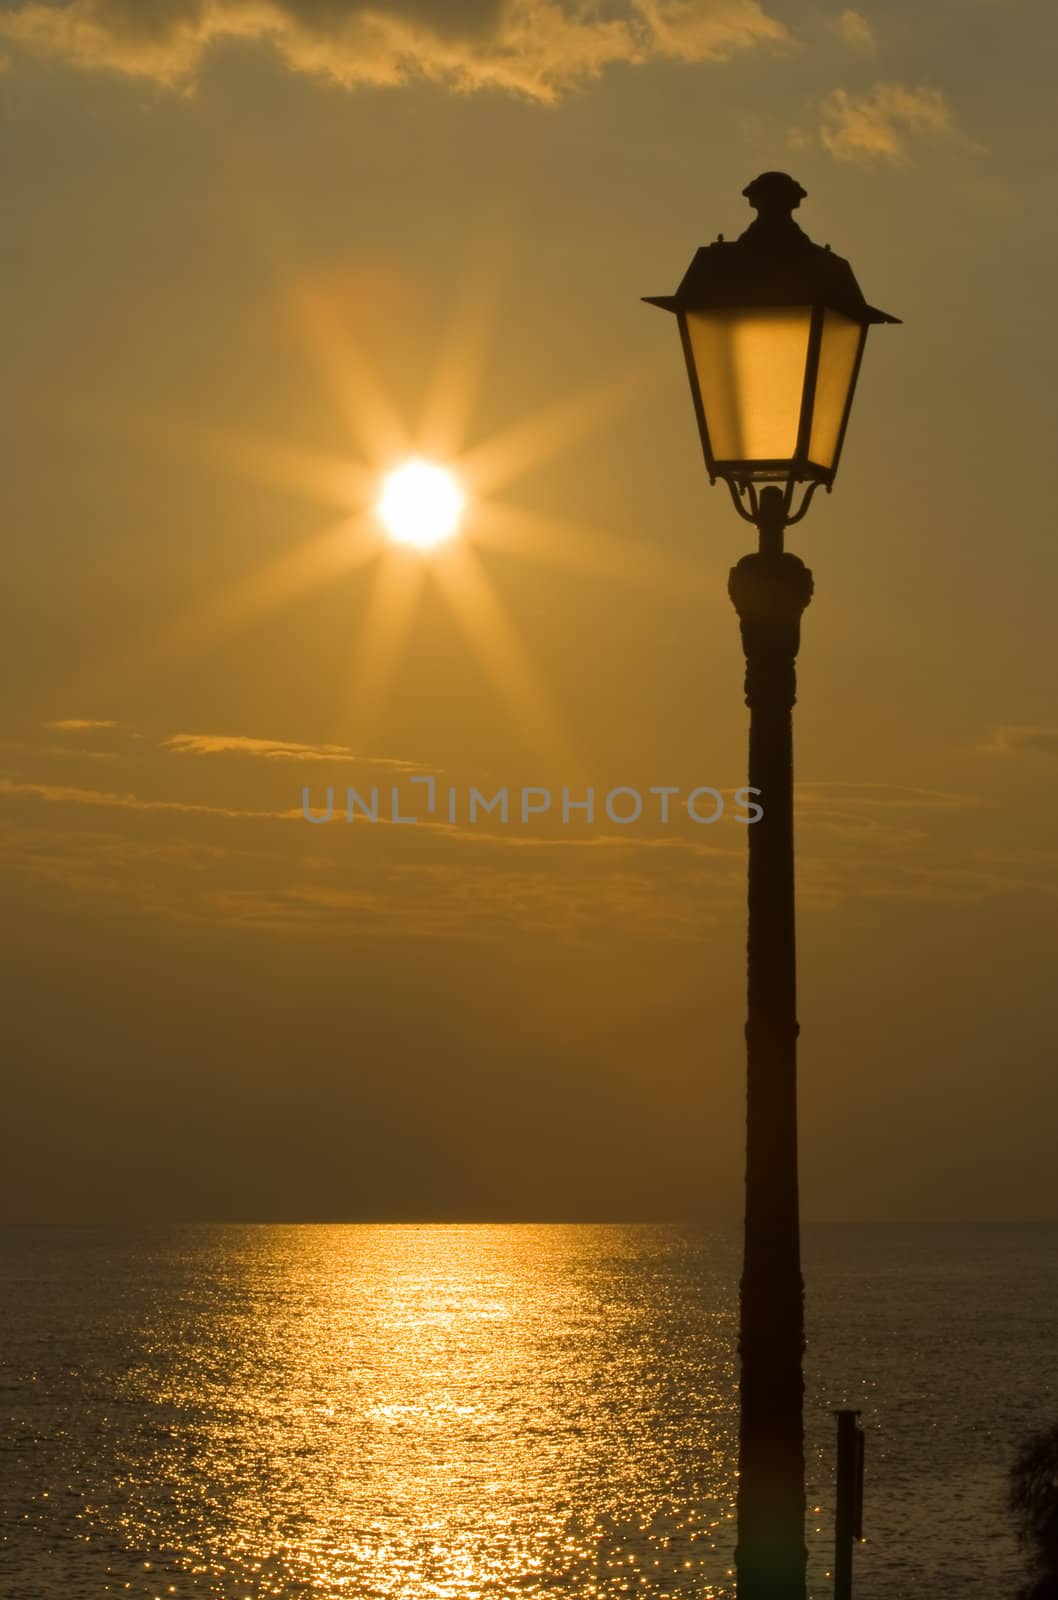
left=377, top=459, right=466, bottom=549
left=127, top=229, right=663, bottom=765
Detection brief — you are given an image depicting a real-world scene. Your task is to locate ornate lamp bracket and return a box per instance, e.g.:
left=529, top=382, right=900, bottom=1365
left=726, top=479, right=761, bottom=526
left=725, top=478, right=821, bottom=546
left=783, top=480, right=822, bottom=527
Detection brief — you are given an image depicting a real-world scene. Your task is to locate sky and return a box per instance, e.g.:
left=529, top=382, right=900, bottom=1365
left=1, top=0, right=1056, bottom=1224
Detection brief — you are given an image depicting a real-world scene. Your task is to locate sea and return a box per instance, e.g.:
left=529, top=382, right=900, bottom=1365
left=1, top=1223, right=1056, bottom=1600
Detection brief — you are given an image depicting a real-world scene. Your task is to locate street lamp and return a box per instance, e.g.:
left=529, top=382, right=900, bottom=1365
left=644, top=172, right=897, bottom=1600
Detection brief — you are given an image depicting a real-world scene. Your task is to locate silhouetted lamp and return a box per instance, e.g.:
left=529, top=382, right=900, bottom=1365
left=642, top=174, right=897, bottom=1600
left=644, top=172, right=898, bottom=531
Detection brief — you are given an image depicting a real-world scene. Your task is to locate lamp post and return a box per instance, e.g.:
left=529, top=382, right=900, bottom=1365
left=644, top=173, right=897, bottom=1600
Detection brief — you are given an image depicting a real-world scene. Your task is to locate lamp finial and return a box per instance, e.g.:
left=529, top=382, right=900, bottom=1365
left=742, top=172, right=807, bottom=217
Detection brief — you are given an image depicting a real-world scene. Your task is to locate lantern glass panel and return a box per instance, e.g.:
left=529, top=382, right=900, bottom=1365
left=685, top=306, right=812, bottom=464
left=807, top=308, right=863, bottom=472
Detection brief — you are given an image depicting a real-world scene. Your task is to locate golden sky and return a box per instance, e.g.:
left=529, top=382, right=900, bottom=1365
left=1, top=0, right=1056, bottom=1222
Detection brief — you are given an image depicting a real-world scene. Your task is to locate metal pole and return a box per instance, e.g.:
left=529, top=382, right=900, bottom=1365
left=728, top=486, right=813, bottom=1600
left=834, top=1408, right=864, bottom=1600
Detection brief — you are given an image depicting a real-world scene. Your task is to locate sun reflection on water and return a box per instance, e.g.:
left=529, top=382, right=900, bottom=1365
left=6, top=1223, right=1057, bottom=1599
left=4, top=1225, right=743, bottom=1598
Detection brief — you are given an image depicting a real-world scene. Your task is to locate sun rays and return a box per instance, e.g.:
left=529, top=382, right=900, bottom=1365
left=109, top=219, right=675, bottom=771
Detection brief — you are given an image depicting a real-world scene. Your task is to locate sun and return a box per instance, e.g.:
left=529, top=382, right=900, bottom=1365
left=129, top=232, right=668, bottom=764
left=377, top=458, right=466, bottom=550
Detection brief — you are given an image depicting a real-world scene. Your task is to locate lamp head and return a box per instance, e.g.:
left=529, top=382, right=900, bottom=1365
left=643, top=175, right=899, bottom=518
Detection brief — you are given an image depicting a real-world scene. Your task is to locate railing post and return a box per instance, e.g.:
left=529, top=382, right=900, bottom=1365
left=834, top=1408, right=864, bottom=1600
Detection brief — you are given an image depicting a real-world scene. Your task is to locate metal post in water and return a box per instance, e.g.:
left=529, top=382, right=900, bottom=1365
left=833, top=1408, right=865, bottom=1600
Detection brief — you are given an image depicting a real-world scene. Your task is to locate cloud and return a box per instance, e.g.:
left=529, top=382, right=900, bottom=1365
left=3, top=750, right=1056, bottom=939
left=0, top=0, right=787, bottom=101
left=192, top=861, right=728, bottom=938
left=46, top=718, right=122, bottom=732
left=0, top=774, right=284, bottom=821
left=831, top=8, right=875, bottom=56
left=0, top=816, right=254, bottom=909
left=797, top=852, right=1058, bottom=912
left=5, top=726, right=1034, bottom=941
left=1, top=741, right=117, bottom=763
left=984, top=725, right=1058, bottom=757
left=0, top=777, right=742, bottom=939
left=163, top=731, right=427, bottom=767
left=796, top=780, right=980, bottom=813
left=626, top=0, right=785, bottom=61
left=0, top=769, right=740, bottom=856
left=815, top=81, right=955, bottom=163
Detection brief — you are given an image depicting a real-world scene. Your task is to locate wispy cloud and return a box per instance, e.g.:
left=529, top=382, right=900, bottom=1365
left=983, top=725, right=1058, bottom=757
left=0, top=775, right=284, bottom=821
left=0, top=769, right=740, bottom=856
left=799, top=852, right=1058, bottom=912
left=796, top=780, right=980, bottom=813
left=3, top=759, right=1056, bottom=937
left=45, top=718, right=122, bottom=732
left=192, top=865, right=726, bottom=939
left=0, top=787, right=742, bottom=940
left=0, top=0, right=787, bottom=102
left=0, top=817, right=255, bottom=908
left=7, top=727, right=1050, bottom=939
left=813, top=81, right=955, bottom=163
left=830, top=8, right=876, bottom=56
left=163, top=732, right=428, bottom=768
